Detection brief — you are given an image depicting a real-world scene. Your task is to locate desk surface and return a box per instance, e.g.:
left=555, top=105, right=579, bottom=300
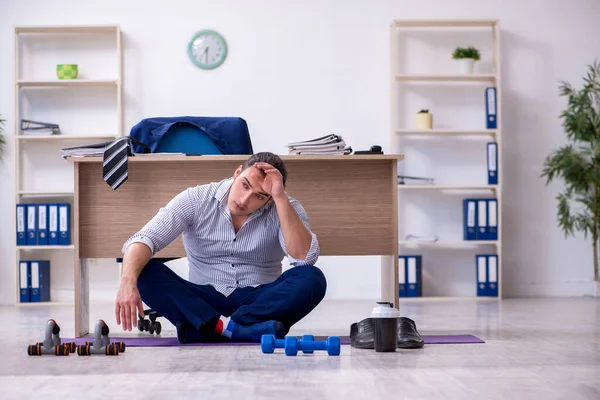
left=68, top=154, right=404, bottom=163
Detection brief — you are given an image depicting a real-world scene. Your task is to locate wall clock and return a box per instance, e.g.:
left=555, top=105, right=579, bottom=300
left=187, top=30, right=227, bottom=70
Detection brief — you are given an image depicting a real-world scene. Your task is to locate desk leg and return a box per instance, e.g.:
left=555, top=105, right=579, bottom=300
left=74, top=258, right=90, bottom=337
left=381, top=255, right=399, bottom=310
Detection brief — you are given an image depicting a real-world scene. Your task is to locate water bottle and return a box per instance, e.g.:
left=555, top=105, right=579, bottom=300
left=371, top=302, right=399, bottom=352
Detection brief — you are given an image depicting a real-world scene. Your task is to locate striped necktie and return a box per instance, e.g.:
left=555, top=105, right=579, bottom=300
left=103, top=137, right=132, bottom=190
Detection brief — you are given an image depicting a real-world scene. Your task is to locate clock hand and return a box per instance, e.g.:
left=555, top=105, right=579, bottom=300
left=204, top=47, right=208, bottom=63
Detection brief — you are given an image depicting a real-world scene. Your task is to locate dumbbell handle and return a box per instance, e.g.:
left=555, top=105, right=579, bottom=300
left=297, top=340, right=327, bottom=351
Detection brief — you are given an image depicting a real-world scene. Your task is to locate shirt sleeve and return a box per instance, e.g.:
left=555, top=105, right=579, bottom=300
left=121, top=187, right=199, bottom=256
left=278, top=197, right=320, bottom=266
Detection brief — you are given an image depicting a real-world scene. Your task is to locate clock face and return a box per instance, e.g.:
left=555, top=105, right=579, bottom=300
left=188, top=30, right=227, bottom=70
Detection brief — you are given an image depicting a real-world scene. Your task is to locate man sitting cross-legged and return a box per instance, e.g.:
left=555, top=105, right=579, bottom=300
left=114, top=152, right=326, bottom=343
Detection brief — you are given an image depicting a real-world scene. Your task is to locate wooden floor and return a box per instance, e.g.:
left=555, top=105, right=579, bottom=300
left=1, top=297, right=599, bottom=399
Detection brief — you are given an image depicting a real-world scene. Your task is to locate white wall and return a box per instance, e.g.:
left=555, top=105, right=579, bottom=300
left=1, top=0, right=599, bottom=305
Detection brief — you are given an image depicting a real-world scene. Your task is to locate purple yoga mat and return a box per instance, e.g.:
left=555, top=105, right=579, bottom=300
left=62, top=334, right=484, bottom=347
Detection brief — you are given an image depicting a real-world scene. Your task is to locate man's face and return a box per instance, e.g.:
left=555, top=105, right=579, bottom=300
left=228, top=165, right=271, bottom=217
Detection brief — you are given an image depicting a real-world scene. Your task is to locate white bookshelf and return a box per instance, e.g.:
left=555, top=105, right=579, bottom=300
left=13, top=25, right=123, bottom=304
left=390, top=19, right=502, bottom=300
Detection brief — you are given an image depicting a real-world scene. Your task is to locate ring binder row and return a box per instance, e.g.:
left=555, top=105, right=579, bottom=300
left=463, top=198, right=498, bottom=241
left=397, top=254, right=498, bottom=298
left=16, top=204, right=71, bottom=246
left=19, top=260, right=51, bottom=303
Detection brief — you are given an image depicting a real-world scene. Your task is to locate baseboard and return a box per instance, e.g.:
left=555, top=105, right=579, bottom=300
left=508, top=280, right=600, bottom=297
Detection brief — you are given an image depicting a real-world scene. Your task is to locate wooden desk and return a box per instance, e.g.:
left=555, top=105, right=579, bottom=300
left=69, top=154, right=404, bottom=337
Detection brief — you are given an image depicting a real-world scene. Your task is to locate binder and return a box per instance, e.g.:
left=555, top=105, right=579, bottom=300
left=487, top=255, right=498, bottom=297
left=58, top=204, right=71, bottom=245
left=19, top=261, right=31, bottom=303
left=37, top=204, right=49, bottom=246
left=477, top=199, right=488, bottom=240
left=26, top=204, right=37, bottom=245
left=406, top=255, right=422, bottom=297
left=48, top=204, right=59, bottom=245
left=30, top=260, right=50, bottom=302
left=463, top=199, right=477, bottom=240
left=488, top=199, right=498, bottom=240
left=486, top=87, right=497, bottom=129
left=16, top=204, right=27, bottom=246
left=476, top=255, right=488, bottom=296
left=398, top=256, right=407, bottom=298
left=487, top=142, right=498, bottom=185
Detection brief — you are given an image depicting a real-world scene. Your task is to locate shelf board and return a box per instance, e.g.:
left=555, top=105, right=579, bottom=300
left=15, top=25, right=119, bottom=34
left=17, top=135, right=117, bottom=141
left=399, top=296, right=499, bottom=301
left=17, top=79, right=118, bottom=88
left=17, top=245, right=74, bottom=251
left=395, top=74, right=496, bottom=82
left=393, top=20, right=497, bottom=28
left=399, top=240, right=499, bottom=247
left=398, top=185, right=498, bottom=190
left=395, top=129, right=497, bottom=136
left=17, top=191, right=74, bottom=197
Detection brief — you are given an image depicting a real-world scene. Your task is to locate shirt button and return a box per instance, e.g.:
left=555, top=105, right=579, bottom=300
left=233, top=238, right=236, bottom=242
left=236, top=280, right=239, bottom=284
left=230, top=253, right=233, bottom=256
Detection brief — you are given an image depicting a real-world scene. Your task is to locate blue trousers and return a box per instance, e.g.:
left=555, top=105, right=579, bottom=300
left=137, top=259, right=327, bottom=342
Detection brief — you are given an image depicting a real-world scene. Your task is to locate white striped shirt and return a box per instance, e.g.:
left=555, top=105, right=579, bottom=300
left=122, top=177, right=320, bottom=296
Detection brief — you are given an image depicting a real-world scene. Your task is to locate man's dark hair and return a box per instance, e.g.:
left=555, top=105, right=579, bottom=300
left=242, top=152, right=288, bottom=187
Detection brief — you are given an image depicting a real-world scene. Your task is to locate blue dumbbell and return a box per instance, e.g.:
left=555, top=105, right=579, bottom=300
left=284, top=336, right=340, bottom=356
left=261, top=334, right=315, bottom=354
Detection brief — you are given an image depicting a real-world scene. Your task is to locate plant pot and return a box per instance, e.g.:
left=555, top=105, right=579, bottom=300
left=415, top=113, right=432, bottom=129
left=457, top=58, right=475, bottom=74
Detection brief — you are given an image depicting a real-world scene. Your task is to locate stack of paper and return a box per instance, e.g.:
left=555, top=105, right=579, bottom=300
left=285, top=134, right=352, bottom=155
left=60, top=141, right=113, bottom=158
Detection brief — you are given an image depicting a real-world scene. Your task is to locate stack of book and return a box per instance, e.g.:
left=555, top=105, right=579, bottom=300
left=285, top=134, right=352, bottom=155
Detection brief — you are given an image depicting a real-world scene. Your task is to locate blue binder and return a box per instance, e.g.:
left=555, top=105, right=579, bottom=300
left=48, top=204, right=59, bottom=245
left=487, top=255, right=498, bottom=297
left=398, top=256, right=407, bottom=298
left=406, top=255, right=422, bottom=297
left=463, top=199, right=477, bottom=240
left=26, top=204, right=37, bottom=245
left=486, top=87, right=497, bottom=129
left=476, top=199, right=488, bottom=240
left=488, top=199, right=498, bottom=240
left=58, top=204, right=71, bottom=245
left=37, top=204, right=49, bottom=245
left=30, top=260, right=50, bottom=302
left=476, top=255, right=488, bottom=296
left=19, top=261, right=31, bottom=303
left=16, top=204, right=27, bottom=245
left=487, top=142, right=498, bottom=185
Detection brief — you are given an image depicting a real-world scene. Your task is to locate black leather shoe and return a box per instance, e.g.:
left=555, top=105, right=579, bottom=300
left=397, top=317, right=424, bottom=349
left=350, top=317, right=424, bottom=349
left=350, top=317, right=374, bottom=349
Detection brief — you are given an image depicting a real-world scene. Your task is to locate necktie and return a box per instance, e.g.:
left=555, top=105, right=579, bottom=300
left=103, top=137, right=131, bottom=190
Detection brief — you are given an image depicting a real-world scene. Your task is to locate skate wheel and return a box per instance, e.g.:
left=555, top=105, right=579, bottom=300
left=77, top=344, right=90, bottom=356
left=106, top=343, right=119, bottom=356
left=149, top=325, right=155, bottom=335
left=117, top=342, right=126, bottom=353
left=69, top=342, right=76, bottom=353
left=55, top=345, right=69, bottom=356
left=155, top=322, right=162, bottom=335
left=28, top=343, right=41, bottom=356
left=137, top=322, right=144, bottom=332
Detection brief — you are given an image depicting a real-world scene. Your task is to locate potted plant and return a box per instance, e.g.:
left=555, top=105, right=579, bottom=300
left=415, top=109, right=432, bottom=129
left=0, top=115, right=6, bottom=163
left=452, top=46, right=481, bottom=74
left=541, top=60, right=600, bottom=297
